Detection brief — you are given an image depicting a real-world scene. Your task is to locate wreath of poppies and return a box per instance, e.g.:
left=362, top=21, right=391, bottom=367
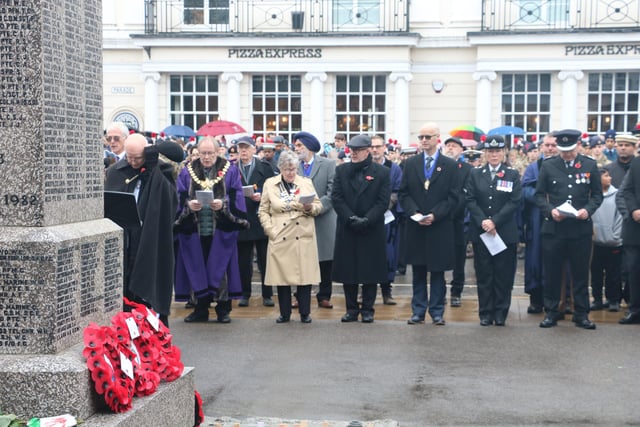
left=83, top=299, right=184, bottom=413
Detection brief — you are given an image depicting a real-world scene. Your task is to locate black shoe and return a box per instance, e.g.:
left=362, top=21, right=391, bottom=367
left=382, top=295, right=397, bottom=305
left=574, top=319, right=596, bottom=330
left=407, top=315, right=425, bottom=325
left=300, top=315, right=312, bottom=323
left=564, top=305, right=573, bottom=315
left=432, top=317, right=446, bottom=326
left=527, top=305, right=543, bottom=314
left=238, top=298, right=249, bottom=307
left=494, top=319, right=505, bottom=326
left=276, top=315, right=290, bottom=323
left=479, top=317, right=492, bottom=326
left=262, top=297, right=275, bottom=307
left=539, top=316, right=557, bottom=328
left=361, top=313, right=374, bottom=323
left=590, top=300, right=605, bottom=311
left=608, top=302, right=621, bottom=312
left=341, top=313, right=358, bottom=322
left=396, top=268, right=406, bottom=275
left=217, top=314, right=231, bottom=324
left=450, top=296, right=461, bottom=307
left=185, top=301, right=195, bottom=309
left=184, top=312, right=209, bottom=323
left=619, top=312, right=640, bottom=324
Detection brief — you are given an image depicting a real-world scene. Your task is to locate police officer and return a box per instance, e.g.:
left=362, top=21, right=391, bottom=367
left=465, top=135, right=522, bottom=326
left=535, top=129, right=603, bottom=329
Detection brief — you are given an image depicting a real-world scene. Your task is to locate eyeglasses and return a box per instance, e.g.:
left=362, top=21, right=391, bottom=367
left=106, top=136, right=122, bottom=142
left=371, top=145, right=385, bottom=149
left=418, top=135, right=437, bottom=140
left=199, top=151, right=216, bottom=157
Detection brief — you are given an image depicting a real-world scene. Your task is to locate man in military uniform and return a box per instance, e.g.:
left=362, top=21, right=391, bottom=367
left=535, top=129, right=603, bottom=329
left=465, top=135, right=522, bottom=326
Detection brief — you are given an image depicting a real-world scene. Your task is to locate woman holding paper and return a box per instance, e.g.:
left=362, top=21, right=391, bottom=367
left=465, top=135, right=522, bottom=326
left=258, top=150, right=322, bottom=323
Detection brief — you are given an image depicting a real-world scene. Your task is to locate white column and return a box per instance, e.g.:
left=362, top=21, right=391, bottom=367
left=304, top=72, right=327, bottom=140
left=472, top=71, right=497, bottom=133
left=558, top=70, right=584, bottom=129
left=142, top=72, right=161, bottom=131
left=221, top=72, right=243, bottom=124
left=389, top=72, right=413, bottom=147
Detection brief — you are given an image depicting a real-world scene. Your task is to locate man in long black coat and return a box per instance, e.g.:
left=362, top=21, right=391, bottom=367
left=331, top=135, right=391, bottom=323
left=399, top=122, right=460, bottom=326
left=104, top=133, right=179, bottom=326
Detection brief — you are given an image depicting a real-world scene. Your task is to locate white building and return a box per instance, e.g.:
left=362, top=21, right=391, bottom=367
left=103, top=0, right=640, bottom=145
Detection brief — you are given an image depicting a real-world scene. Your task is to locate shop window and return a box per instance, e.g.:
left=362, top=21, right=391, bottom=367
left=500, top=73, right=551, bottom=137
left=252, top=75, right=302, bottom=143
left=335, top=74, right=386, bottom=141
left=169, top=75, right=220, bottom=131
left=587, top=72, right=640, bottom=134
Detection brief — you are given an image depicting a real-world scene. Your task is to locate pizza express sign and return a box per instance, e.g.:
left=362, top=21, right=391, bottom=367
left=565, top=44, right=640, bottom=56
left=228, top=48, right=322, bottom=59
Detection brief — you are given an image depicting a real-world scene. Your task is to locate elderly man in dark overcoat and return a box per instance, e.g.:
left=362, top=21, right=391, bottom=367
left=399, top=122, right=460, bottom=326
left=331, top=135, right=391, bottom=323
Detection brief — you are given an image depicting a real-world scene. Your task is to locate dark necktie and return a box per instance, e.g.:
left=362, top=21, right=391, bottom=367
left=303, top=163, right=311, bottom=177
left=491, top=168, right=497, bottom=180
left=565, top=161, right=571, bottom=169
left=425, top=156, right=433, bottom=170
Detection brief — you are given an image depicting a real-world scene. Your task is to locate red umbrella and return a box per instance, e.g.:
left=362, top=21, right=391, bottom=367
left=449, top=125, right=485, bottom=142
left=197, top=120, right=246, bottom=137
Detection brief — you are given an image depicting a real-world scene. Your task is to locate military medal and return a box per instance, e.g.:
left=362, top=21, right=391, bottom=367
left=424, top=179, right=430, bottom=190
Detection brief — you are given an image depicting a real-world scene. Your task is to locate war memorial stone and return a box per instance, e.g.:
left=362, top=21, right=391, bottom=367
left=0, top=1, right=194, bottom=424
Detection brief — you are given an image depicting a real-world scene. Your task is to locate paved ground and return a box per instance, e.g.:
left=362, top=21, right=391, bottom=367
left=169, top=261, right=640, bottom=426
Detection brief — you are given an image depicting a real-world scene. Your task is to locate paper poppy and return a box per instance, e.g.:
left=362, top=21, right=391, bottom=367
left=575, top=162, right=582, bottom=169
left=365, top=175, right=374, bottom=181
left=496, top=171, right=505, bottom=178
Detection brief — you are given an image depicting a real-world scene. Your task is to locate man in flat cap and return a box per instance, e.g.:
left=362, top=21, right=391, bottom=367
left=399, top=122, right=460, bottom=326
left=465, top=136, right=522, bottom=326
left=331, top=134, right=391, bottom=323
left=294, top=131, right=337, bottom=309
left=535, top=129, right=602, bottom=329
left=235, top=136, right=276, bottom=308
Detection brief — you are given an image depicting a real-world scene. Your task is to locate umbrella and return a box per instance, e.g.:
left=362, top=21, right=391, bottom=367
left=162, top=124, right=196, bottom=139
left=449, top=125, right=485, bottom=142
left=197, top=120, right=246, bottom=137
left=487, top=125, right=525, bottom=136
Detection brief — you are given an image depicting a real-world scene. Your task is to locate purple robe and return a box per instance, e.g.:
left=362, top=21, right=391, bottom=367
left=174, top=162, right=246, bottom=301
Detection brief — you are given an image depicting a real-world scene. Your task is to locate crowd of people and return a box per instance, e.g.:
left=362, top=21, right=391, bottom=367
left=102, top=120, right=640, bottom=329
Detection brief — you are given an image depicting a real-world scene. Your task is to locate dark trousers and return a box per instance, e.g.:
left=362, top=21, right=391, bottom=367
left=473, top=241, right=517, bottom=322
left=450, top=220, right=466, bottom=297
left=590, top=244, right=622, bottom=303
left=344, top=283, right=376, bottom=316
left=237, top=239, right=272, bottom=299
left=316, top=260, right=333, bottom=302
left=411, top=265, right=446, bottom=320
left=624, top=245, right=640, bottom=314
left=277, top=285, right=311, bottom=318
left=542, top=235, right=592, bottom=320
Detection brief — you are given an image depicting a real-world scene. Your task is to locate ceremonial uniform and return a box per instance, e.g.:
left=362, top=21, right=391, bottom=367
left=465, top=135, right=522, bottom=325
left=535, top=129, right=602, bottom=329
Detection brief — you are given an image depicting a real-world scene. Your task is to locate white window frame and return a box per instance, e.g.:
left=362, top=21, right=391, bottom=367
left=168, top=75, right=220, bottom=131
left=332, top=0, right=382, bottom=31
left=182, top=0, right=230, bottom=31
left=335, top=74, right=387, bottom=141
left=500, top=73, right=552, bottom=138
left=587, top=72, right=640, bottom=134
left=251, top=74, right=303, bottom=143
left=515, top=0, right=569, bottom=28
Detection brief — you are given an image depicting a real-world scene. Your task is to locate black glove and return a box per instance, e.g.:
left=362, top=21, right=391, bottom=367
left=143, top=145, right=159, bottom=170
left=348, top=215, right=369, bottom=233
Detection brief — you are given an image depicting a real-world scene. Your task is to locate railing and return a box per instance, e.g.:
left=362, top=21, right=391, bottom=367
left=144, top=0, right=409, bottom=35
left=481, top=0, right=640, bottom=32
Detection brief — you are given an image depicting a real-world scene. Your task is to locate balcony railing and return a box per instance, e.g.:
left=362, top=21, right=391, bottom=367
left=481, top=0, right=640, bottom=32
left=143, top=0, right=409, bottom=35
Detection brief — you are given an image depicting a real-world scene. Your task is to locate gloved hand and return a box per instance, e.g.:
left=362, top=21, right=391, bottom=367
left=348, top=215, right=369, bottom=233
left=143, top=145, right=159, bottom=170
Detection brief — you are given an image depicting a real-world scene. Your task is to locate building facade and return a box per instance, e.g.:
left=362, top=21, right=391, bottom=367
left=103, top=0, right=640, bottom=145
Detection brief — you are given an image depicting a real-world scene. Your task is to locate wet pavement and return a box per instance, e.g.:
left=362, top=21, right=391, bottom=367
left=169, top=260, right=640, bottom=426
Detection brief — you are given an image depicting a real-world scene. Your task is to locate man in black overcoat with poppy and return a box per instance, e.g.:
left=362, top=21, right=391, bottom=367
left=331, top=135, right=391, bottom=323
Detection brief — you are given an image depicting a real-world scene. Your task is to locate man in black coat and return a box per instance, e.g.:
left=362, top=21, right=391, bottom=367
left=616, top=134, right=640, bottom=324
left=535, top=129, right=602, bottom=329
left=399, top=122, right=460, bottom=326
left=331, top=135, right=391, bottom=323
left=465, top=136, right=522, bottom=326
left=104, top=133, right=179, bottom=326
left=235, top=136, right=275, bottom=307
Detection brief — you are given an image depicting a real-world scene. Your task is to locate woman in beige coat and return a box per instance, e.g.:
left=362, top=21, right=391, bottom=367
left=259, top=150, right=322, bottom=323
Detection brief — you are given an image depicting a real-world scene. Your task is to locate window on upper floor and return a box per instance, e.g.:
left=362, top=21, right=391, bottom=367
left=515, top=0, right=569, bottom=27
left=501, top=73, right=551, bottom=137
left=169, top=75, right=220, bottom=131
left=184, top=0, right=230, bottom=26
left=252, top=75, right=302, bottom=143
left=587, top=72, right=639, bottom=134
left=335, top=74, right=386, bottom=141
left=332, top=0, right=382, bottom=30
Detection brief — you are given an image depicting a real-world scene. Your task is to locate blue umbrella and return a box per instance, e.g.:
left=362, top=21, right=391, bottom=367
left=487, top=126, right=525, bottom=136
left=162, top=124, right=196, bottom=138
